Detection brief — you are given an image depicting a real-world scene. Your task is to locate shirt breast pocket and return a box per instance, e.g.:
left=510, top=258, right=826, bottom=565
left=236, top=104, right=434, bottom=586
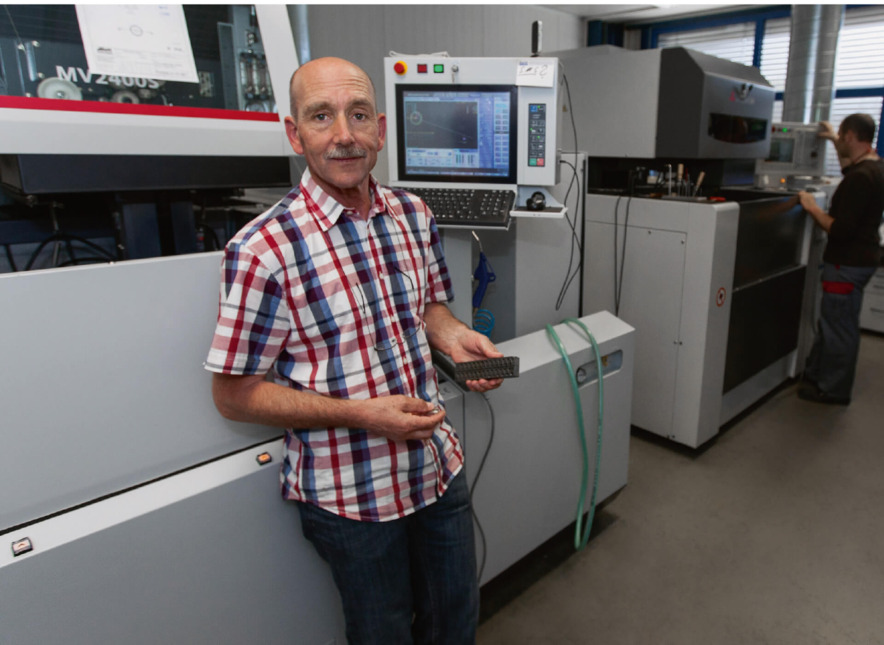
left=385, top=259, right=425, bottom=320
left=299, top=280, right=374, bottom=349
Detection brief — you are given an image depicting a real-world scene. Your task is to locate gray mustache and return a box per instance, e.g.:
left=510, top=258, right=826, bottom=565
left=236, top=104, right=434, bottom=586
left=325, top=146, right=367, bottom=160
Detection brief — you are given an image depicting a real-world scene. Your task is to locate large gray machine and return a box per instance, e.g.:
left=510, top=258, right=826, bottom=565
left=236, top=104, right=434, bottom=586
left=554, top=45, right=821, bottom=448
left=0, top=255, right=348, bottom=644
left=553, top=46, right=774, bottom=167
left=581, top=191, right=819, bottom=447
left=0, top=256, right=632, bottom=642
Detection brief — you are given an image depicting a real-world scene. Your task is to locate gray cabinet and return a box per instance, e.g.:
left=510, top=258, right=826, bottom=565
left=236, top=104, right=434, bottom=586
left=860, top=266, right=884, bottom=333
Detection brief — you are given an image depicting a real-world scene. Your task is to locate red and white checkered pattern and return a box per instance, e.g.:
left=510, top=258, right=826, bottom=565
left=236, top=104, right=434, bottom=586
left=206, top=169, right=462, bottom=521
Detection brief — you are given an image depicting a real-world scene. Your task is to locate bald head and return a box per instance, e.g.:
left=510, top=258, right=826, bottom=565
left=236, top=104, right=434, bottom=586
left=289, top=57, right=377, bottom=122
left=282, top=56, right=386, bottom=213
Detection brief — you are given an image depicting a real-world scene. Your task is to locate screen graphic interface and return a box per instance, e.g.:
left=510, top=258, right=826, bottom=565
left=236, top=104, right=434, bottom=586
left=396, top=85, right=517, bottom=184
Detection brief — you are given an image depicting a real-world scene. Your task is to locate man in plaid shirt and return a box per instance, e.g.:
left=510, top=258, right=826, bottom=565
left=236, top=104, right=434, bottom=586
left=206, top=56, right=502, bottom=644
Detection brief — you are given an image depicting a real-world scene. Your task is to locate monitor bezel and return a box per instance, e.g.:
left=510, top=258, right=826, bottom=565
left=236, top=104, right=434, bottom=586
left=394, top=83, right=518, bottom=185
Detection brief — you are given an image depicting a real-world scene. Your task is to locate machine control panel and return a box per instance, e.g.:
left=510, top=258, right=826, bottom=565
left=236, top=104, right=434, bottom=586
left=528, top=103, right=547, bottom=167
left=385, top=56, right=559, bottom=190
left=755, top=122, right=828, bottom=186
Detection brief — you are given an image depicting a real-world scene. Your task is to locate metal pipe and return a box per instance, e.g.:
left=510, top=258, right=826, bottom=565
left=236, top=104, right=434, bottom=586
left=809, top=4, right=843, bottom=124
left=293, top=5, right=311, bottom=66
left=783, top=5, right=844, bottom=125
left=782, top=5, right=820, bottom=123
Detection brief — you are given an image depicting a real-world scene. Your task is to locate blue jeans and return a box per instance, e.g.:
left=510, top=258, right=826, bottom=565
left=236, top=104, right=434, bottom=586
left=297, top=470, right=478, bottom=645
left=805, top=262, right=877, bottom=399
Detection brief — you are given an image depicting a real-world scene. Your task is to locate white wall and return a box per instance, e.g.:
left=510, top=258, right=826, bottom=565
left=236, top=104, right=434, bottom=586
left=288, top=4, right=585, bottom=182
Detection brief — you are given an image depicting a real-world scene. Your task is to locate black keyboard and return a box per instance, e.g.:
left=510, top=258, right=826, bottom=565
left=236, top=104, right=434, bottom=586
left=401, top=187, right=515, bottom=228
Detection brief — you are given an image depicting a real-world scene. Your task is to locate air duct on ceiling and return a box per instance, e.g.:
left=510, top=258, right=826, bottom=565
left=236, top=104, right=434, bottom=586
left=782, top=4, right=843, bottom=124
left=810, top=4, right=843, bottom=124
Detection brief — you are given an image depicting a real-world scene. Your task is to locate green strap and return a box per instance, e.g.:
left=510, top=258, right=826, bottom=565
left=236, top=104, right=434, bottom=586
left=545, top=318, right=605, bottom=550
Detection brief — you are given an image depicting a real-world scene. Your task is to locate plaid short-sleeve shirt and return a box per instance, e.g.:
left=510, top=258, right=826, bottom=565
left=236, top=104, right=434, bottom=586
left=205, top=169, right=462, bottom=521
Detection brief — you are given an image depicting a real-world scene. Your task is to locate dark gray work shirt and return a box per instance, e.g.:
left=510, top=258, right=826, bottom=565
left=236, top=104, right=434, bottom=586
left=825, top=158, right=884, bottom=267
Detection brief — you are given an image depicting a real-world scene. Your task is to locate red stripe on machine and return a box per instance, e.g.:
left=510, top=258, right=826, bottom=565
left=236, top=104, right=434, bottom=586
left=0, top=95, right=280, bottom=122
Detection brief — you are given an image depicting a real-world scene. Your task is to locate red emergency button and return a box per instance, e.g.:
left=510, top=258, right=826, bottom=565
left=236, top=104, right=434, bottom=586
left=394, top=61, right=407, bottom=75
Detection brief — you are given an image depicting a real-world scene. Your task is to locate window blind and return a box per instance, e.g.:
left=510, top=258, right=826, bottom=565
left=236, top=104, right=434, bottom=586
left=836, top=6, right=884, bottom=89
left=657, top=22, right=755, bottom=66
left=828, top=7, right=884, bottom=173
left=759, top=17, right=790, bottom=91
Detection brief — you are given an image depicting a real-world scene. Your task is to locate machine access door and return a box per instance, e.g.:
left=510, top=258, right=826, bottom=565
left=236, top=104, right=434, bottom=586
left=0, top=254, right=281, bottom=534
left=1, top=441, right=346, bottom=644
left=583, top=217, right=686, bottom=438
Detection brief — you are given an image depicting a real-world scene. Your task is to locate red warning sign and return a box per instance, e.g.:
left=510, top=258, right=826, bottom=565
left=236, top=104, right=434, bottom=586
left=716, top=287, right=727, bottom=307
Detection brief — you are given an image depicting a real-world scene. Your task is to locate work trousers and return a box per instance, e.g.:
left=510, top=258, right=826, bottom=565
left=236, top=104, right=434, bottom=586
left=805, top=262, right=877, bottom=400
left=297, top=470, right=478, bottom=645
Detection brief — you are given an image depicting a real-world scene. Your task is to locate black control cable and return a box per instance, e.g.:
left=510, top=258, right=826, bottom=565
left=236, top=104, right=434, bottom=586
left=469, top=391, right=495, bottom=583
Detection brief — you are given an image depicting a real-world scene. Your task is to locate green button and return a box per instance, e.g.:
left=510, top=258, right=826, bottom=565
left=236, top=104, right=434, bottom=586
left=434, top=64, right=444, bottom=73
left=529, top=159, right=537, bottom=166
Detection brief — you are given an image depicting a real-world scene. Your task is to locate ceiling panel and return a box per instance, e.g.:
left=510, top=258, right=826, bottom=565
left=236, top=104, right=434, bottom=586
left=545, top=4, right=756, bottom=25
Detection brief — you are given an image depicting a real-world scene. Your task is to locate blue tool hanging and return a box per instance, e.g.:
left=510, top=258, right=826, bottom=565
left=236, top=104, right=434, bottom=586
left=471, top=231, right=496, bottom=337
